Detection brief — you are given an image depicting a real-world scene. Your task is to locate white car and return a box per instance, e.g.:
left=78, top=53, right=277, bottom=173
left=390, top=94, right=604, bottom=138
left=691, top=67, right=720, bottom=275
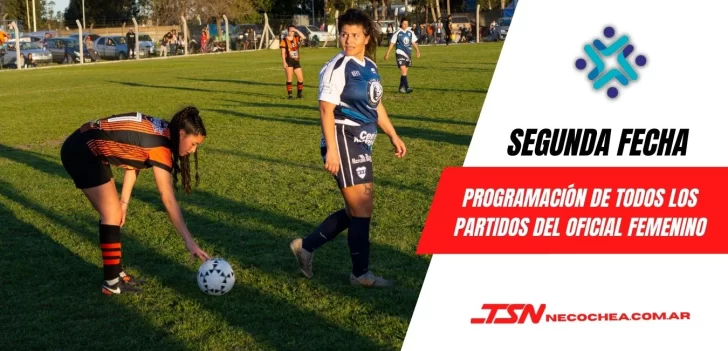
left=295, top=25, right=336, bottom=44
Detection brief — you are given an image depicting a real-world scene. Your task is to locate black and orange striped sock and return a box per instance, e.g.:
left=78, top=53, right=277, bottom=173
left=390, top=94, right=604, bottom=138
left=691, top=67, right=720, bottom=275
left=286, top=81, right=293, bottom=95
left=297, top=81, right=304, bottom=94
left=99, top=223, right=122, bottom=285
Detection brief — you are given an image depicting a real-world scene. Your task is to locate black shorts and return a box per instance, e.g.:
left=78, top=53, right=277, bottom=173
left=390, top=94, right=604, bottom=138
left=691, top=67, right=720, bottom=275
left=286, top=57, right=301, bottom=69
left=320, top=122, right=377, bottom=189
left=60, top=129, right=113, bottom=189
left=396, top=53, right=412, bottom=67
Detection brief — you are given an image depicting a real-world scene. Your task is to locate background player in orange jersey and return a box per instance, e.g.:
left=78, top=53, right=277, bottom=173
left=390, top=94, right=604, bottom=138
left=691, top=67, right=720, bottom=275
left=60, top=106, right=211, bottom=295
left=281, top=24, right=307, bottom=99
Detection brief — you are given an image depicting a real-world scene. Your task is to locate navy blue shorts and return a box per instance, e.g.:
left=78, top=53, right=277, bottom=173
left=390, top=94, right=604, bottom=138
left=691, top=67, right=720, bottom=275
left=320, top=122, right=377, bottom=189
left=396, top=53, right=412, bottom=67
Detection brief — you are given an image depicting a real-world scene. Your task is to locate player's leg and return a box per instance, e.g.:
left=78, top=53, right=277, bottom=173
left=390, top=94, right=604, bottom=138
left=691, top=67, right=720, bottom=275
left=341, top=182, right=391, bottom=287
left=294, top=66, right=304, bottom=98
left=60, top=130, right=140, bottom=295
left=291, top=131, right=351, bottom=278
left=285, top=64, right=294, bottom=99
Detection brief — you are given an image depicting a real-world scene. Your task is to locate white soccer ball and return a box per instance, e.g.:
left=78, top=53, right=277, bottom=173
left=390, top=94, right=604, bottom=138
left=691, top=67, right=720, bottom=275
left=197, top=258, right=235, bottom=296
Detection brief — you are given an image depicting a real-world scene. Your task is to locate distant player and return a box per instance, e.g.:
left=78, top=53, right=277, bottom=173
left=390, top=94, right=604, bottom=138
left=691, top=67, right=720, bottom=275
left=280, top=25, right=307, bottom=99
left=384, top=17, right=421, bottom=94
left=60, top=107, right=211, bottom=295
left=289, top=9, right=407, bottom=287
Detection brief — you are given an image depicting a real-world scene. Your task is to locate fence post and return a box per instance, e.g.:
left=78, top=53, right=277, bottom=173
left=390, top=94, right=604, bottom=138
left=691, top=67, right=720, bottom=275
left=259, top=13, right=270, bottom=50
left=223, top=15, right=230, bottom=52
left=476, top=4, right=480, bottom=43
left=181, top=15, right=188, bottom=55
left=75, top=19, right=84, bottom=64
left=132, top=18, right=140, bottom=60
left=10, top=21, right=21, bottom=69
left=335, top=10, right=339, bottom=49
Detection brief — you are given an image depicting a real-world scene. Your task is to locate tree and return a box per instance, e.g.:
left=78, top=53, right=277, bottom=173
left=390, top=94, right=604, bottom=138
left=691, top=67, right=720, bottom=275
left=478, top=0, right=498, bottom=11
left=64, top=0, right=144, bottom=27
left=1, top=0, right=30, bottom=29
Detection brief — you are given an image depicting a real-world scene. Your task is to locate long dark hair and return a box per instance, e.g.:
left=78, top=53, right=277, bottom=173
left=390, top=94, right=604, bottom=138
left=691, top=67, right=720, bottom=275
left=337, top=9, right=380, bottom=62
left=169, top=106, right=206, bottom=194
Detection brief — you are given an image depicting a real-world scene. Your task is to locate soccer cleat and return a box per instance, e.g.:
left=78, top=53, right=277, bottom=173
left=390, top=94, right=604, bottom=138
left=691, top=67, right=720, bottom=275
left=102, top=281, right=141, bottom=295
left=288, top=94, right=295, bottom=100
left=349, top=271, right=393, bottom=288
left=289, top=238, right=314, bottom=278
left=398, top=87, right=407, bottom=94
left=405, top=88, right=414, bottom=94
left=120, top=272, right=146, bottom=287
left=297, top=92, right=304, bottom=99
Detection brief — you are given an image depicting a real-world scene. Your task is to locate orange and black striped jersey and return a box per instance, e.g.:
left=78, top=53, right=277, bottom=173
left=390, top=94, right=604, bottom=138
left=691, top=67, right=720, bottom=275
left=281, top=36, right=301, bottom=60
left=81, top=112, right=174, bottom=172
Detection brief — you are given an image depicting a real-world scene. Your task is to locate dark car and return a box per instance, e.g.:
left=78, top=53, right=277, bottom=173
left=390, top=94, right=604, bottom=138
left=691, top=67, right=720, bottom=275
left=45, top=38, right=95, bottom=64
left=233, top=24, right=263, bottom=50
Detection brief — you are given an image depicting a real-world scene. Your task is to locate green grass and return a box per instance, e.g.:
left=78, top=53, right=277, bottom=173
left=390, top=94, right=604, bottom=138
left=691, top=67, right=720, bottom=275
left=0, top=43, right=501, bottom=350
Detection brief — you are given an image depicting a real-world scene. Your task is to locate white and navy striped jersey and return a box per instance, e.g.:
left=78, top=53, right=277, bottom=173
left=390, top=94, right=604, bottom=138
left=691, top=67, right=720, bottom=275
left=318, top=52, right=383, bottom=126
left=390, top=29, right=418, bottom=57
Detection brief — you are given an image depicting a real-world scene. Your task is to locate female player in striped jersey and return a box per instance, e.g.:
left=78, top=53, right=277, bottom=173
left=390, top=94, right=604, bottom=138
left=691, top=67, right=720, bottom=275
left=281, top=25, right=307, bottom=99
left=290, top=9, right=407, bottom=288
left=60, top=106, right=211, bottom=295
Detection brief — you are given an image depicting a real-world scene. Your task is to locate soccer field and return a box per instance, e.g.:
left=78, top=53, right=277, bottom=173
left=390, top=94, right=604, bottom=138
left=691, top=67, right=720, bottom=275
left=0, top=43, right=501, bottom=350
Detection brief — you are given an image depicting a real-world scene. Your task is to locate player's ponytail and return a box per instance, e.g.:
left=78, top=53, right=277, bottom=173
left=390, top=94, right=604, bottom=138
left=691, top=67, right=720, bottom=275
left=169, top=106, right=206, bottom=194
left=338, top=9, right=380, bottom=62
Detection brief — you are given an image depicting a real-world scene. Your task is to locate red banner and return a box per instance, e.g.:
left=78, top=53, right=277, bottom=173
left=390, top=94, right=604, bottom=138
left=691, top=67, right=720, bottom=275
left=416, top=167, right=728, bottom=254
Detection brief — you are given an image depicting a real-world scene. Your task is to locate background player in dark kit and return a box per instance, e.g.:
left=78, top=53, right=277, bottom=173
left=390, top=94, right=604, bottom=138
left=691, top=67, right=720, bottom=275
left=384, top=17, right=422, bottom=93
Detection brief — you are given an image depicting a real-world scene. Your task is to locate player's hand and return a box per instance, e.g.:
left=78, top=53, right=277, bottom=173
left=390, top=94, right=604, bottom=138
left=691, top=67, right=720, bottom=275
left=384, top=54, right=389, bottom=61
left=325, top=149, right=340, bottom=176
left=283, top=61, right=288, bottom=69
left=417, top=51, right=421, bottom=58
left=390, top=135, right=407, bottom=158
left=120, top=201, right=128, bottom=227
left=186, top=240, right=211, bottom=262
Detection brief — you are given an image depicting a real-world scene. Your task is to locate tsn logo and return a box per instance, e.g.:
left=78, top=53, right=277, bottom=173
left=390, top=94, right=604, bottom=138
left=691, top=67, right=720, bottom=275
left=471, top=304, right=547, bottom=324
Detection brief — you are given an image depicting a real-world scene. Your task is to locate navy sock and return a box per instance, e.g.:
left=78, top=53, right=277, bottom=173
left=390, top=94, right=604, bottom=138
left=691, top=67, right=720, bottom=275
left=302, top=209, right=350, bottom=252
left=403, top=75, right=409, bottom=89
left=347, top=216, right=371, bottom=277
left=399, top=75, right=406, bottom=89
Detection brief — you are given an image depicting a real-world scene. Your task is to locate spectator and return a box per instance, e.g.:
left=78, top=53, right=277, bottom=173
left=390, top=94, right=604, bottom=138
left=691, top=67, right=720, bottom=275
left=170, top=30, right=178, bottom=56
left=126, top=28, right=137, bottom=59
left=443, top=15, right=452, bottom=45
left=201, top=28, right=208, bottom=53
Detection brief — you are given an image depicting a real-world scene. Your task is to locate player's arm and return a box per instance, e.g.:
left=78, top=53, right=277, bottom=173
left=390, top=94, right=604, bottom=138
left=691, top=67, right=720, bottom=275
left=412, top=33, right=421, bottom=58
left=320, top=101, right=340, bottom=175
left=292, top=28, right=307, bottom=39
left=119, top=169, right=139, bottom=226
left=376, top=103, right=406, bottom=158
left=384, top=32, right=397, bottom=60
left=280, top=45, right=288, bottom=68
left=152, top=166, right=211, bottom=261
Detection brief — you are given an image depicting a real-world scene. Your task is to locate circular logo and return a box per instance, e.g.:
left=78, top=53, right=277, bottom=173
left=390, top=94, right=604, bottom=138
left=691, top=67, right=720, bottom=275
left=403, top=37, right=410, bottom=45
left=367, top=80, right=383, bottom=107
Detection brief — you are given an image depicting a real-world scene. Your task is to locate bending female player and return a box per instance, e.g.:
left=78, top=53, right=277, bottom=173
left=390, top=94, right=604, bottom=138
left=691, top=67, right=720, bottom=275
left=60, top=106, right=211, bottom=295
left=290, top=9, right=407, bottom=288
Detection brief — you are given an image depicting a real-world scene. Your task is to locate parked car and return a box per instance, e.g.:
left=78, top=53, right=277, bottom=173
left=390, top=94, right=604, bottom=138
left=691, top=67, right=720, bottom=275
left=45, top=37, right=94, bottom=64
left=233, top=24, right=263, bottom=50
left=94, top=36, right=147, bottom=60
left=495, top=17, right=512, bottom=40
left=137, top=34, right=156, bottom=56
left=0, top=41, right=52, bottom=68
